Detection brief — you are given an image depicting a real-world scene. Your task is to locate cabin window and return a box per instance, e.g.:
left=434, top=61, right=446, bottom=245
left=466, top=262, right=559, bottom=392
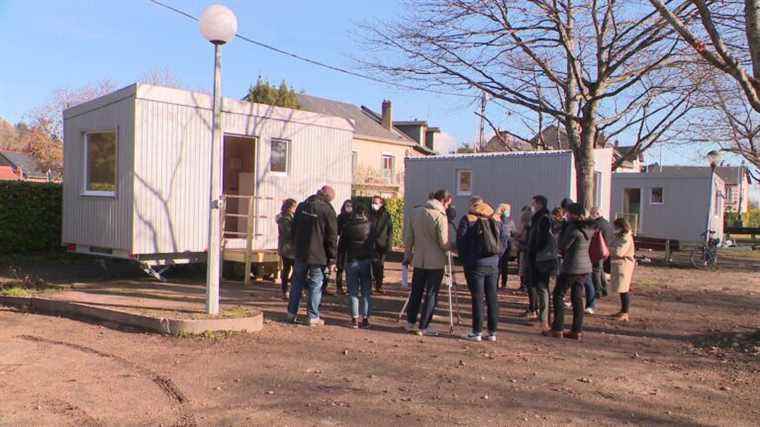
left=457, top=169, right=472, bottom=196
left=270, top=138, right=289, bottom=174
left=382, top=154, right=395, bottom=183
left=650, top=187, right=664, bottom=205
left=84, top=131, right=117, bottom=196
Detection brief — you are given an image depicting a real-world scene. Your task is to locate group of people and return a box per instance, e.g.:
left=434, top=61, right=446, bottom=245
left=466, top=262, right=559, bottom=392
left=276, top=186, right=392, bottom=328
left=276, top=185, right=637, bottom=342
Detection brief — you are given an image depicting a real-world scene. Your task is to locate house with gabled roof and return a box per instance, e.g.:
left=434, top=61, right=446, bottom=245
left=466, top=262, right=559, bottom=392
left=0, top=151, right=53, bottom=182
left=295, top=94, right=437, bottom=198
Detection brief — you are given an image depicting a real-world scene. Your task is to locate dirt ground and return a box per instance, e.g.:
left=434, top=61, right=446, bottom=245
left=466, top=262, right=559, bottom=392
left=1, top=255, right=760, bottom=426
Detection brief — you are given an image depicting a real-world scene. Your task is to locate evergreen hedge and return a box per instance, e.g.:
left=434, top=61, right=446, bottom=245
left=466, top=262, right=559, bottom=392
left=353, top=196, right=404, bottom=248
left=0, top=182, right=62, bottom=254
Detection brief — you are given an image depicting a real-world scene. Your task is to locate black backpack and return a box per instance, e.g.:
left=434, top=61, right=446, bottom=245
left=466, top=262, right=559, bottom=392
left=477, top=217, right=500, bottom=257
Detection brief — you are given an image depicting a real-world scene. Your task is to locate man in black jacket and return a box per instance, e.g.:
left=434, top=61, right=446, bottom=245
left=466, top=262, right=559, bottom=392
left=526, top=195, right=555, bottom=332
left=369, top=196, right=393, bottom=294
left=287, top=186, right=338, bottom=326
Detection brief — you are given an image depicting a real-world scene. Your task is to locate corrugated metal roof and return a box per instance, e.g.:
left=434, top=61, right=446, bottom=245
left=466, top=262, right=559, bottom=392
left=0, top=151, right=46, bottom=177
left=642, top=165, right=715, bottom=178
left=406, top=149, right=574, bottom=161
left=296, top=93, right=415, bottom=145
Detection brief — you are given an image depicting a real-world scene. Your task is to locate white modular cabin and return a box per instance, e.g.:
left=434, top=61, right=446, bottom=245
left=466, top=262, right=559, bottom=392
left=62, top=84, right=354, bottom=264
left=404, top=149, right=614, bottom=222
left=611, top=169, right=725, bottom=243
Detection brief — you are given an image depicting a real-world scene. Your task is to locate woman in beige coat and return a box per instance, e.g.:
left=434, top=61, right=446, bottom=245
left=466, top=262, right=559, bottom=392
left=609, top=218, right=636, bottom=321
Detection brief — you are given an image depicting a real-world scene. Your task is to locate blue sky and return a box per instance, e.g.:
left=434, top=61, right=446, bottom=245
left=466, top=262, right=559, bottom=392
left=0, top=0, right=753, bottom=179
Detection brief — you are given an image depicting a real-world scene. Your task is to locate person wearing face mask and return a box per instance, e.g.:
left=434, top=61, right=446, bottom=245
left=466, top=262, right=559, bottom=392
left=403, top=189, right=453, bottom=336
left=495, top=203, right=514, bottom=289
left=327, top=199, right=354, bottom=296
left=369, top=196, right=393, bottom=294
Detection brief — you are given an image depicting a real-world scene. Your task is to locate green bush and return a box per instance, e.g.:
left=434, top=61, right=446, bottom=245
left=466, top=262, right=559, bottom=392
left=0, top=182, right=62, bottom=254
left=726, top=208, right=760, bottom=228
left=352, top=196, right=404, bottom=248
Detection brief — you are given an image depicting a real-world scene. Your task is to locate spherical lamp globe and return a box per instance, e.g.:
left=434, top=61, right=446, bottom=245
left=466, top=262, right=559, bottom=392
left=199, top=4, right=238, bottom=44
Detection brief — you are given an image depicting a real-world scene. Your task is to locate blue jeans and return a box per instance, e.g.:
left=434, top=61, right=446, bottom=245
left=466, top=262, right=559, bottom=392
left=584, top=275, right=597, bottom=309
left=287, top=261, right=325, bottom=320
left=465, top=265, right=499, bottom=334
left=346, top=258, right=372, bottom=318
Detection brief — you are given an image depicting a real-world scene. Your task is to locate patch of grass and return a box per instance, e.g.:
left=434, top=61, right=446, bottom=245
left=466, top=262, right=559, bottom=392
left=0, top=287, right=31, bottom=297
left=221, top=306, right=252, bottom=318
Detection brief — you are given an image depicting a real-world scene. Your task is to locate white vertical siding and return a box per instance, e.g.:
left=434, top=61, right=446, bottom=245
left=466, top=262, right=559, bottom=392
left=131, top=93, right=352, bottom=255
left=404, top=151, right=576, bottom=225
left=223, top=110, right=352, bottom=251
left=62, top=92, right=135, bottom=251
left=132, top=98, right=214, bottom=254
left=611, top=173, right=718, bottom=242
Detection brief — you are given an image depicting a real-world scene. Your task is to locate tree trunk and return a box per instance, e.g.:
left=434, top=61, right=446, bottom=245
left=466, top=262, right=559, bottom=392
left=575, top=103, right=598, bottom=210
left=746, top=0, right=760, bottom=82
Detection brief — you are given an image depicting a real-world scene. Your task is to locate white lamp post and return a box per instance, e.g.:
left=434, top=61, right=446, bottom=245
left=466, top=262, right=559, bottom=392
left=200, top=4, right=237, bottom=315
left=705, top=150, right=722, bottom=243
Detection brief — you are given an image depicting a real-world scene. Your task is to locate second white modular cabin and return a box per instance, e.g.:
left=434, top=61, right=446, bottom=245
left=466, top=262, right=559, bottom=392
left=62, top=84, right=353, bottom=266
left=612, top=169, right=725, bottom=243
left=404, top=149, right=613, bottom=221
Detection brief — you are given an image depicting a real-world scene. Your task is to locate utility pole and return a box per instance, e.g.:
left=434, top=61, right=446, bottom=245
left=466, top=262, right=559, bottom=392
left=477, top=91, right=487, bottom=152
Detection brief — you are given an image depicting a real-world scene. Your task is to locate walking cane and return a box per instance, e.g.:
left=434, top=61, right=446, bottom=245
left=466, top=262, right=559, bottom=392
left=446, top=254, right=455, bottom=334
left=449, top=252, right=462, bottom=325
left=397, top=263, right=411, bottom=322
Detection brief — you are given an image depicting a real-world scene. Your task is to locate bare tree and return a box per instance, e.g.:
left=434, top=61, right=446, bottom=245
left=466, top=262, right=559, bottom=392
left=139, top=67, right=186, bottom=89
left=688, top=77, right=760, bottom=181
left=359, top=0, right=698, bottom=207
left=649, top=0, right=760, bottom=112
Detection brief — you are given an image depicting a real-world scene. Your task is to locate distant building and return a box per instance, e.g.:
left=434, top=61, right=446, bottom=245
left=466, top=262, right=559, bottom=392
left=612, top=145, right=644, bottom=173
left=716, top=166, right=751, bottom=214
left=0, top=151, right=53, bottom=182
left=483, top=125, right=643, bottom=173
left=296, top=94, right=439, bottom=198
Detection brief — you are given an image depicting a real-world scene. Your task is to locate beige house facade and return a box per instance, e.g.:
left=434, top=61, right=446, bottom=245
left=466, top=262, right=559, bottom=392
left=297, top=94, right=435, bottom=198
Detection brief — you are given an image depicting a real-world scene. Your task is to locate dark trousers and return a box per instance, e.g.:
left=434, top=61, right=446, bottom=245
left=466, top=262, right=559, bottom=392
left=466, top=265, right=499, bottom=333
left=552, top=273, right=588, bottom=333
left=620, top=292, right=630, bottom=313
left=592, top=260, right=607, bottom=297
left=498, top=252, right=510, bottom=287
left=372, top=251, right=386, bottom=290
left=531, top=262, right=552, bottom=323
left=407, top=268, right=444, bottom=330
left=280, top=257, right=294, bottom=294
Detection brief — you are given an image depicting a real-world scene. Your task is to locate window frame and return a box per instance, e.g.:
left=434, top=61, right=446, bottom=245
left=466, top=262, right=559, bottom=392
left=82, top=129, right=118, bottom=198
left=381, top=153, right=395, bottom=183
left=269, top=138, right=290, bottom=175
left=650, top=186, right=664, bottom=205
left=456, top=169, right=473, bottom=196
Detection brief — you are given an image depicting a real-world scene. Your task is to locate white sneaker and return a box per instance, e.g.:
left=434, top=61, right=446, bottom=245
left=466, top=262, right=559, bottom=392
left=464, top=331, right=482, bottom=342
left=421, top=328, right=440, bottom=337
left=584, top=307, right=595, bottom=315
left=308, top=317, right=325, bottom=327
left=404, top=322, right=419, bottom=333
left=483, top=332, right=497, bottom=342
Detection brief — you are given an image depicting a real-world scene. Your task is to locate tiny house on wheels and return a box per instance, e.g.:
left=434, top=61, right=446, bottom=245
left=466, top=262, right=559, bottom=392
left=62, top=84, right=353, bottom=277
left=404, top=149, right=613, bottom=221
